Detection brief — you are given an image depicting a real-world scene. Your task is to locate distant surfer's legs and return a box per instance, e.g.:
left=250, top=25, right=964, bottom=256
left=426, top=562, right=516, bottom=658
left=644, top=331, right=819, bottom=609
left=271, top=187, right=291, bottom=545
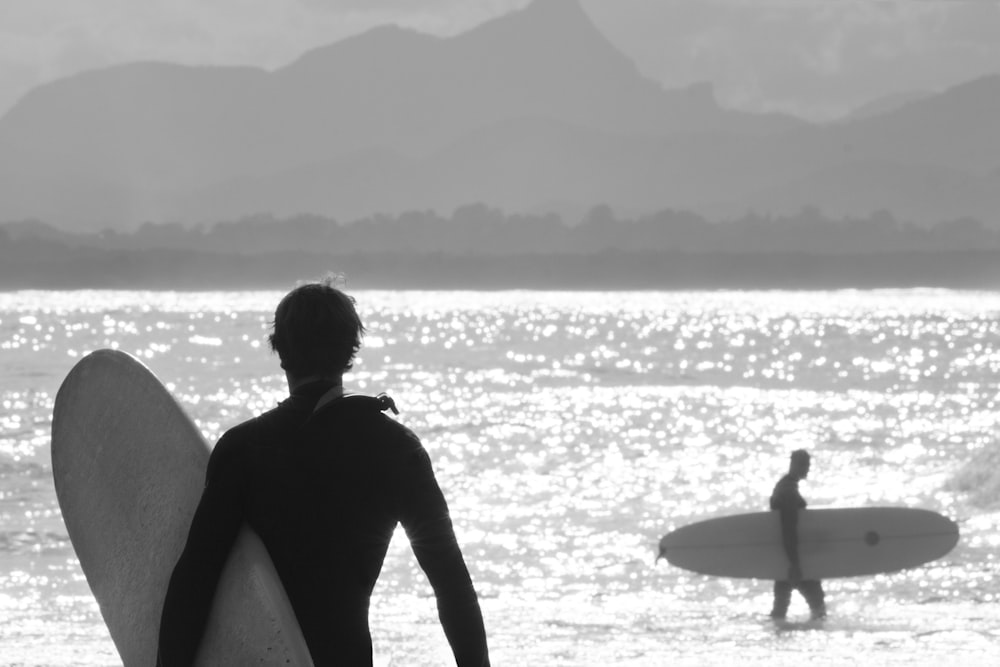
left=770, top=580, right=825, bottom=619
left=770, top=580, right=792, bottom=619
left=798, top=580, right=826, bottom=619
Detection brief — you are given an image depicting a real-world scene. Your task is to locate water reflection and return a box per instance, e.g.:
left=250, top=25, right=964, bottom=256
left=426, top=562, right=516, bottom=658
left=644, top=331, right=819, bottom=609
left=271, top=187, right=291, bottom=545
left=1, top=289, right=999, bottom=664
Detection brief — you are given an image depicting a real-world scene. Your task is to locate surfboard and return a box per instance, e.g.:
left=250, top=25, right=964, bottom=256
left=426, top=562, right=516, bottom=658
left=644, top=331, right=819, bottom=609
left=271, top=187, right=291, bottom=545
left=51, top=349, right=314, bottom=666
left=658, top=507, right=959, bottom=580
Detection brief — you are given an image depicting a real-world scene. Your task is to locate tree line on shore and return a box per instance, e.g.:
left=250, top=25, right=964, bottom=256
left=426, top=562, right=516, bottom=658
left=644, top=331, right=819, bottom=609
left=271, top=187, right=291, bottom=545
left=2, top=205, right=999, bottom=289
left=4, top=204, right=998, bottom=256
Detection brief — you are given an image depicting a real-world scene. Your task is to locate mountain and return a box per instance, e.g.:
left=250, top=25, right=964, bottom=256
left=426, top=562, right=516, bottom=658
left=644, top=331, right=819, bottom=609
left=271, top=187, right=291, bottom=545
left=704, top=75, right=1000, bottom=222
left=825, top=74, right=1000, bottom=173
left=0, top=0, right=996, bottom=231
left=188, top=74, right=1000, bottom=226
left=0, top=0, right=799, bottom=230
left=837, top=90, right=932, bottom=122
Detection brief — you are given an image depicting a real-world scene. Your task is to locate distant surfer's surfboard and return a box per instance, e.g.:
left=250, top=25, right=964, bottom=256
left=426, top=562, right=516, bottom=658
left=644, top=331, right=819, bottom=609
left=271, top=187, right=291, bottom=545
left=658, top=508, right=959, bottom=580
left=51, top=349, right=313, bottom=666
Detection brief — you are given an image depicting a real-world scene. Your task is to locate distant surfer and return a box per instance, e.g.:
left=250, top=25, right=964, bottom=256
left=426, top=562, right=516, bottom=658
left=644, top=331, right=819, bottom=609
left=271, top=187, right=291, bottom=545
left=769, top=449, right=826, bottom=621
left=157, top=279, right=490, bottom=666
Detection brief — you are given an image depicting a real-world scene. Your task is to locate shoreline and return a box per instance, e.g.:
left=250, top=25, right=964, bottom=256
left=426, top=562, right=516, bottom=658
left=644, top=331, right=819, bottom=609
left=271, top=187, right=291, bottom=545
left=2, top=249, right=1000, bottom=291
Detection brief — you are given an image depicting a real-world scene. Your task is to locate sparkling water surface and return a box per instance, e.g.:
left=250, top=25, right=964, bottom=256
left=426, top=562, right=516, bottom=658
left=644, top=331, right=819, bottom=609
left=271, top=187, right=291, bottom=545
left=1, top=289, right=999, bottom=665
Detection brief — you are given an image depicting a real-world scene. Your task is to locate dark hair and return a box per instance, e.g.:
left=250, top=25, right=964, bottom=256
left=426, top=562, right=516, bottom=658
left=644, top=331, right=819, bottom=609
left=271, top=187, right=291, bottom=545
left=790, top=449, right=810, bottom=464
left=268, top=278, right=365, bottom=376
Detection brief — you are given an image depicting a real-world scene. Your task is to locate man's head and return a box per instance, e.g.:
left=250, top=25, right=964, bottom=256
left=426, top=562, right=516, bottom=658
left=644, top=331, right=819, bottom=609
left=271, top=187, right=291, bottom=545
left=268, top=279, right=365, bottom=379
left=789, top=449, right=811, bottom=479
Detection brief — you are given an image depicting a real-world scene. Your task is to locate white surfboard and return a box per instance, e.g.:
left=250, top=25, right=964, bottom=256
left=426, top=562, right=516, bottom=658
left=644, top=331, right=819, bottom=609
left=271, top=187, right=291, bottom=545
left=658, top=507, right=959, bottom=580
left=51, top=349, right=313, bottom=666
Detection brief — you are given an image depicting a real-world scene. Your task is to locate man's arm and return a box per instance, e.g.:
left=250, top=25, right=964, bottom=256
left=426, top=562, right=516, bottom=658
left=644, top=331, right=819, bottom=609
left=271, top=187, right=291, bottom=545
left=771, top=477, right=806, bottom=583
left=778, top=506, right=802, bottom=583
left=157, top=436, right=245, bottom=667
left=397, top=444, right=490, bottom=667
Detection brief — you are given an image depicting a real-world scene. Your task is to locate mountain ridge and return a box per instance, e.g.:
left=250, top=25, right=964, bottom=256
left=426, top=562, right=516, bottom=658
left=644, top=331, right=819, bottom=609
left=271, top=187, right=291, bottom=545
left=0, top=0, right=995, bottom=230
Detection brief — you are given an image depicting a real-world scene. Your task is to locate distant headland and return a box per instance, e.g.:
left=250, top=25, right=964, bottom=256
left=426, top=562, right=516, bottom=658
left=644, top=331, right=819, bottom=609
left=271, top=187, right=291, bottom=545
left=3, top=207, right=998, bottom=290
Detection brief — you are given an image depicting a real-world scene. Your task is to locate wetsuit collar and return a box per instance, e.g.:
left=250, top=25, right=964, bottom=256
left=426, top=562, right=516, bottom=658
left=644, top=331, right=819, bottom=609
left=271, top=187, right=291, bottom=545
left=289, top=374, right=340, bottom=393
left=312, top=384, right=345, bottom=413
left=288, top=378, right=342, bottom=407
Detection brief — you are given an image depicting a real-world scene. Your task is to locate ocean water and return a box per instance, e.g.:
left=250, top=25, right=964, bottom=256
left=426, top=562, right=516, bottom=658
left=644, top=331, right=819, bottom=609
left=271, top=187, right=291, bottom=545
left=1, top=288, right=999, bottom=666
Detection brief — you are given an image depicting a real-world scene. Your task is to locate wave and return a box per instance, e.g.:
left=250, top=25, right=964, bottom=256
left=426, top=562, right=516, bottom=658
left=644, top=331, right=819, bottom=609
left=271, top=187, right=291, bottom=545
left=945, top=441, right=1000, bottom=509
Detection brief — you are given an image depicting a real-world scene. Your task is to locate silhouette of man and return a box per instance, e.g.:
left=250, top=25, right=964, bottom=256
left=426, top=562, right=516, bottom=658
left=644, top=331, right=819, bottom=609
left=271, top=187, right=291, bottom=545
left=769, top=449, right=826, bottom=620
left=157, top=280, right=490, bottom=666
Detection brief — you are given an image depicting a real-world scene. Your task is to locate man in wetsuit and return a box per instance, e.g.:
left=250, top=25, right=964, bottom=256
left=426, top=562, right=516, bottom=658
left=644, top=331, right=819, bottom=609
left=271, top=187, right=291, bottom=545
left=769, top=449, right=826, bottom=620
left=157, top=280, right=490, bottom=666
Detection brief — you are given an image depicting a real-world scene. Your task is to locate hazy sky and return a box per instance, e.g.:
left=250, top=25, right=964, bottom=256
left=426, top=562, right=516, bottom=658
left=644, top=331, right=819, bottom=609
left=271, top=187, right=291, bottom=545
left=1, top=0, right=999, bottom=121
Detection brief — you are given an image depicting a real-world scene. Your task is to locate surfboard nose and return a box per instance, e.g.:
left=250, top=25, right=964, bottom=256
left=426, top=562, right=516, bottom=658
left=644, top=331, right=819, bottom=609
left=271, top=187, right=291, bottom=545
left=656, top=536, right=670, bottom=563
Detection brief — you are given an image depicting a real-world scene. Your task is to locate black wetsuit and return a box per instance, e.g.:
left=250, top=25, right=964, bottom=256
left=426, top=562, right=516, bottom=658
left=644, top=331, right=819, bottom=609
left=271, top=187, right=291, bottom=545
left=769, top=473, right=825, bottom=618
left=157, top=381, right=489, bottom=666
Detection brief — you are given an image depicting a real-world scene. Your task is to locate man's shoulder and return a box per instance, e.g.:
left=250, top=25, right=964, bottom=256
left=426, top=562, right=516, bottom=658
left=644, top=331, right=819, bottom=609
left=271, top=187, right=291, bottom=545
left=773, top=473, right=798, bottom=491
left=772, top=474, right=802, bottom=498
left=315, top=394, right=416, bottom=431
left=770, top=473, right=805, bottom=510
left=211, top=399, right=298, bottom=455
left=214, top=411, right=273, bottom=446
left=208, top=416, right=265, bottom=464
left=217, top=396, right=306, bottom=442
left=353, top=409, right=424, bottom=453
left=218, top=417, right=260, bottom=443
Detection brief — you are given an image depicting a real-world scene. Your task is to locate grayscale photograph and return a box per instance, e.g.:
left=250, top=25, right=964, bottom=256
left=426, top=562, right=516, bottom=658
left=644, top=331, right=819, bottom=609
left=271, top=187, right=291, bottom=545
left=1, top=0, right=999, bottom=665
